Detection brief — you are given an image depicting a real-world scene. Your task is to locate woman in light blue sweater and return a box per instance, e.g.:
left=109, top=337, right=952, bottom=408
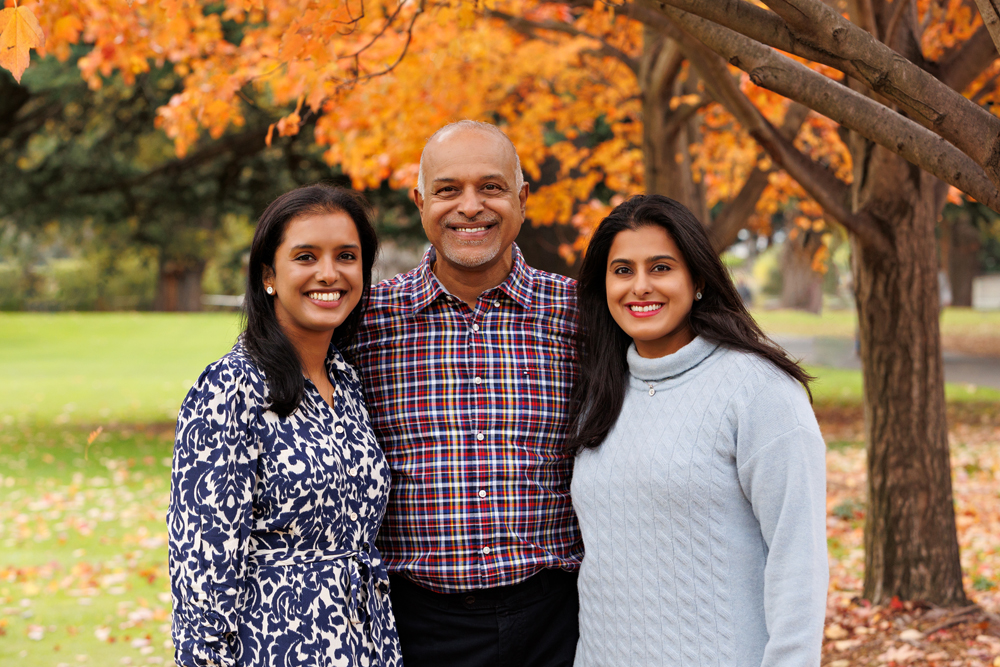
left=568, top=195, right=828, bottom=667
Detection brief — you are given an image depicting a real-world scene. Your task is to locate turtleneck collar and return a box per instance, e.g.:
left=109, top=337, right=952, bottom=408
left=626, top=335, right=719, bottom=383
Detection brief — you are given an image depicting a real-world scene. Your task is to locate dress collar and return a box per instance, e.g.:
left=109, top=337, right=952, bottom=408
left=626, top=335, right=719, bottom=382
left=325, top=341, right=351, bottom=378
left=411, top=243, right=534, bottom=312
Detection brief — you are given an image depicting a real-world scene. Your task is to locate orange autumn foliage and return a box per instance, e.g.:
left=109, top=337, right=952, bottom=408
left=3, top=0, right=993, bottom=261
left=0, top=0, right=45, bottom=83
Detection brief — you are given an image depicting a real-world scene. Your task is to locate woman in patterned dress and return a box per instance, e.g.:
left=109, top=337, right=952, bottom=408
left=168, top=185, right=402, bottom=667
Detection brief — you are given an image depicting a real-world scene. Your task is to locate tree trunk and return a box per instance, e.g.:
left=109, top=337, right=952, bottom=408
left=851, top=144, right=967, bottom=605
left=155, top=258, right=205, bottom=312
left=780, top=229, right=824, bottom=313
left=947, top=212, right=981, bottom=308
left=640, top=30, right=709, bottom=222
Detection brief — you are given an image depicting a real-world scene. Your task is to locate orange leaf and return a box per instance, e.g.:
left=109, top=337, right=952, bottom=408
left=0, top=3, right=44, bottom=83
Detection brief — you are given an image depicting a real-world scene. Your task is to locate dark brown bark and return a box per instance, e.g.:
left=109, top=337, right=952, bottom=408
left=781, top=228, right=824, bottom=313
left=851, top=144, right=968, bottom=606
left=155, top=259, right=206, bottom=312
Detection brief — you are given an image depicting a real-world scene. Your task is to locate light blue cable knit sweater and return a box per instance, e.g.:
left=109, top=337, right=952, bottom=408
left=571, top=336, right=828, bottom=667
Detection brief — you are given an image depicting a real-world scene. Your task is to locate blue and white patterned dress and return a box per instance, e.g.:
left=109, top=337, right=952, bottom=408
left=168, top=342, right=402, bottom=667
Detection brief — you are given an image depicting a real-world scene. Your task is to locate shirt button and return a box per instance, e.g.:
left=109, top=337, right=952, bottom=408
left=478, top=490, right=487, bottom=498
left=348, top=467, right=358, bottom=476
left=476, top=432, right=484, bottom=441
left=472, top=324, right=480, bottom=332
left=482, top=546, right=491, bottom=555
left=473, top=376, right=482, bottom=385
left=494, top=300, right=500, bottom=307
left=349, top=512, right=359, bottom=521
left=335, top=425, right=345, bottom=434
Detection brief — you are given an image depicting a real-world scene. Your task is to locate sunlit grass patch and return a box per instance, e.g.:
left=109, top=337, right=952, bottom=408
left=0, top=312, right=240, bottom=426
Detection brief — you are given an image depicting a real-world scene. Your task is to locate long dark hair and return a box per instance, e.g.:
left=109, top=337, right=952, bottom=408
left=567, top=194, right=813, bottom=452
left=242, top=184, right=379, bottom=418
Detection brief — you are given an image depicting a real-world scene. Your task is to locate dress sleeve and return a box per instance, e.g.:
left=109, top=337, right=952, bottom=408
left=168, top=357, right=260, bottom=667
left=736, top=377, right=829, bottom=667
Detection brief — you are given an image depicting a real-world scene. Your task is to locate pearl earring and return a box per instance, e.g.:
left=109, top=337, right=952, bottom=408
left=266, top=286, right=274, bottom=295
left=695, top=291, right=702, bottom=300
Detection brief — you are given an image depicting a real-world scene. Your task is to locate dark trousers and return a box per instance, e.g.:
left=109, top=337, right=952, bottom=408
left=388, top=569, right=579, bottom=667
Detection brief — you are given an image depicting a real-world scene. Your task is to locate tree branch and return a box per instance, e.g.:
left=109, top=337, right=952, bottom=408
left=640, top=0, right=1000, bottom=188
left=485, top=9, right=640, bottom=73
left=754, top=0, right=1000, bottom=182
left=630, top=2, right=894, bottom=252
left=972, top=0, right=1000, bottom=55
left=648, top=2, right=1000, bottom=216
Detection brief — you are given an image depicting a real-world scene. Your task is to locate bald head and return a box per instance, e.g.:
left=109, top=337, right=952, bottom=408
left=417, top=121, right=524, bottom=197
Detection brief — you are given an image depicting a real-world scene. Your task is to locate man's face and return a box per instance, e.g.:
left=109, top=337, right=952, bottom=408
left=414, top=129, right=527, bottom=273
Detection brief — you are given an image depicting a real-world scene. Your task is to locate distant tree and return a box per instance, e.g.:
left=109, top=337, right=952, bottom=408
left=1, top=58, right=355, bottom=310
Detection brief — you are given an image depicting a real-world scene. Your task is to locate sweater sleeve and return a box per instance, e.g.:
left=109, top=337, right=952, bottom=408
left=168, top=357, right=260, bottom=667
left=735, top=380, right=829, bottom=667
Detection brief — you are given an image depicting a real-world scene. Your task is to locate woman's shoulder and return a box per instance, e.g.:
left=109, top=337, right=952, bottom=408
left=714, top=346, right=811, bottom=407
left=714, top=346, right=819, bottom=437
left=187, top=342, right=268, bottom=402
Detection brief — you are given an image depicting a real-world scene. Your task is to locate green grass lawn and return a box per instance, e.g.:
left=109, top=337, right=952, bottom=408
left=0, top=309, right=997, bottom=665
left=0, top=312, right=241, bottom=425
left=750, top=305, right=1000, bottom=339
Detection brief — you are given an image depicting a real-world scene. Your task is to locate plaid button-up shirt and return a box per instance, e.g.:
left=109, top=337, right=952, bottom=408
left=349, top=243, right=583, bottom=593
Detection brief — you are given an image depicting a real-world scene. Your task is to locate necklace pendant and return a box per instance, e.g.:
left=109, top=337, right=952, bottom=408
left=648, top=387, right=656, bottom=396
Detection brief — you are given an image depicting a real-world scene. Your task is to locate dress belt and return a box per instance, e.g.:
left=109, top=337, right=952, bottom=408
left=247, top=545, right=390, bottom=647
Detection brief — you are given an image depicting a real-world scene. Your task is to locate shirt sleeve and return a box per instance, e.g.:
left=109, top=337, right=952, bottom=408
left=736, top=381, right=829, bottom=667
left=168, top=357, right=260, bottom=667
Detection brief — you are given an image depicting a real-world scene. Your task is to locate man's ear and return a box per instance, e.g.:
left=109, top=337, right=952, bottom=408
left=518, top=182, right=529, bottom=217
left=412, top=187, right=422, bottom=208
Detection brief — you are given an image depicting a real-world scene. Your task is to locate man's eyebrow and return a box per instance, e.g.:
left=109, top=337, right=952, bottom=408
left=431, top=174, right=509, bottom=184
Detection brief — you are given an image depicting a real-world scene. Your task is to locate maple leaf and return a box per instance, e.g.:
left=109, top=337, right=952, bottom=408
left=0, top=1, right=44, bottom=83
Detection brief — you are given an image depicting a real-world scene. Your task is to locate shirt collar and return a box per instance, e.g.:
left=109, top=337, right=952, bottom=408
left=411, top=243, right=534, bottom=312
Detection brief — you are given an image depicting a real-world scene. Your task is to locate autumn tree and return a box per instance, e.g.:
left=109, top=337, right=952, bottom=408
left=6, top=0, right=999, bottom=605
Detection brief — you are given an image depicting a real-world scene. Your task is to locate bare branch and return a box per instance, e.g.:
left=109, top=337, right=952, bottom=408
left=640, top=0, right=1000, bottom=188
left=649, top=3, right=1000, bottom=215
left=628, top=2, right=894, bottom=251
left=485, top=9, right=640, bottom=73
left=754, top=0, right=1000, bottom=181
left=972, top=0, right=1000, bottom=55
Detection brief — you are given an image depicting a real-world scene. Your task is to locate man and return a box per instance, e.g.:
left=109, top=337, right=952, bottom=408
left=349, top=120, right=582, bottom=666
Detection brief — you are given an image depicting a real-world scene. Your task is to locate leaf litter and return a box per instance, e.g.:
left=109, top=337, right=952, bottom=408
left=1, top=410, right=999, bottom=666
